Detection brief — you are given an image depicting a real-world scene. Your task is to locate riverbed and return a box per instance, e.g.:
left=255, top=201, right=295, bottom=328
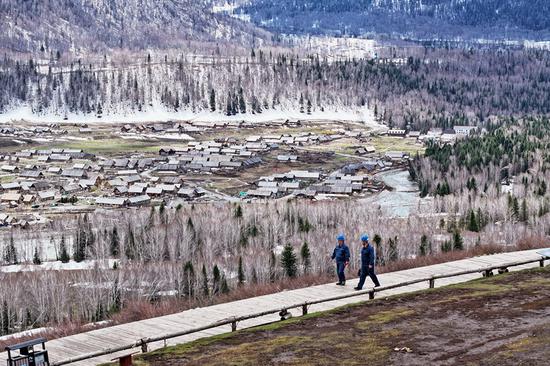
left=361, top=169, right=428, bottom=218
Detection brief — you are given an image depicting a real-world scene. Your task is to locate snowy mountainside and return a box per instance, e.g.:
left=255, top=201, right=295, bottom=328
left=0, top=0, right=271, bottom=54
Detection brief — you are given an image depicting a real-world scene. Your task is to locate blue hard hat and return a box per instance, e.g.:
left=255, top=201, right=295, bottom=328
left=337, top=234, right=345, bottom=241
left=361, top=234, right=369, bottom=242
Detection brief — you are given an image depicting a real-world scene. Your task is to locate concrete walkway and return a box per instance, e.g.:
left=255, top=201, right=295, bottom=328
left=1, top=249, right=547, bottom=365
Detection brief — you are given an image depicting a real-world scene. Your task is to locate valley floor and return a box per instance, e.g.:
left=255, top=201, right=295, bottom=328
left=131, top=266, right=550, bottom=366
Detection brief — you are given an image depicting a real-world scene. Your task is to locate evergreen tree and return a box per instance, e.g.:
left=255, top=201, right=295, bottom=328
left=467, top=209, right=480, bottom=232
left=110, top=226, right=120, bottom=257
left=441, top=240, right=452, bottom=253
left=1, top=300, right=9, bottom=335
left=269, top=250, right=277, bottom=282
left=300, top=241, right=311, bottom=274
left=59, top=235, right=70, bottom=263
left=520, top=199, right=528, bottom=222
left=201, top=264, right=209, bottom=296
left=182, top=261, right=195, bottom=297
left=125, top=226, right=136, bottom=260
left=220, top=275, right=230, bottom=294
left=453, top=230, right=464, bottom=251
left=234, top=204, right=243, bottom=218
left=212, top=265, right=221, bottom=295
left=281, top=243, right=298, bottom=278
left=237, top=256, right=245, bottom=286
left=33, top=247, right=42, bottom=265
left=238, top=87, right=246, bottom=113
left=111, top=277, right=122, bottom=313
left=3, top=235, right=18, bottom=265
left=209, top=88, right=216, bottom=112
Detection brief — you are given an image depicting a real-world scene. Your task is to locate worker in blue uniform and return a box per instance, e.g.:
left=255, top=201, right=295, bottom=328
left=355, top=234, right=381, bottom=290
left=332, top=234, right=350, bottom=285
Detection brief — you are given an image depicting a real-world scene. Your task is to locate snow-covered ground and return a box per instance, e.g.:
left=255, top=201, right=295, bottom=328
left=0, top=327, right=53, bottom=342
left=0, top=259, right=118, bottom=273
left=282, top=35, right=379, bottom=60
left=0, top=105, right=377, bottom=125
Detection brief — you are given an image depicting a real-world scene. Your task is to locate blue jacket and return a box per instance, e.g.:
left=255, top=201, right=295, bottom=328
left=361, top=244, right=376, bottom=267
left=332, top=244, right=350, bottom=263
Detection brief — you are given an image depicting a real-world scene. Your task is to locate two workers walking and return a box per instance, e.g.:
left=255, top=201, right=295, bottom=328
left=331, top=234, right=381, bottom=290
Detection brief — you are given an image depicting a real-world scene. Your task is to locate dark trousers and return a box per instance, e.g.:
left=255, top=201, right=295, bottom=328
left=357, top=266, right=380, bottom=289
left=336, top=261, right=346, bottom=283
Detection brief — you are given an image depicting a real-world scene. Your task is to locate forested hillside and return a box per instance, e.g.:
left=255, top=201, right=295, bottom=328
left=238, top=0, right=550, bottom=40
left=0, top=0, right=270, bottom=54
left=410, top=117, right=550, bottom=233
left=2, top=47, right=550, bottom=128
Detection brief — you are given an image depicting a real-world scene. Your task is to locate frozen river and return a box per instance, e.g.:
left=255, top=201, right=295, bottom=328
left=361, top=169, right=427, bottom=218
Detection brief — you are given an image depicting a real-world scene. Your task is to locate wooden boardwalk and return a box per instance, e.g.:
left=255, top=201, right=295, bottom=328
left=1, top=249, right=547, bottom=366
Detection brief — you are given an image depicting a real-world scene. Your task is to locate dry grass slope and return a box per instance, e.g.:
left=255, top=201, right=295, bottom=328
left=101, top=265, right=550, bottom=366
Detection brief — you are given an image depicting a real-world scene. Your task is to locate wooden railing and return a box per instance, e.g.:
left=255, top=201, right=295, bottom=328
left=52, top=255, right=547, bottom=365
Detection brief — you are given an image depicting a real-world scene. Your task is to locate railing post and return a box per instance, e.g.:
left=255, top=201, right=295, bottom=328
left=302, top=304, right=308, bottom=316
left=140, top=339, right=148, bottom=353
left=540, top=259, right=545, bottom=268
left=231, top=320, right=237, bottom=332
left=369, top=291, right=375, bottom=300
left=429, top=278, right=435, bottom=289
left=483, top=269, right=493, bottom=277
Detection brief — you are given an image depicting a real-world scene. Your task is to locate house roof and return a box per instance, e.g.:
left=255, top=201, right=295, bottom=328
left=96, top=197, right=127, bottom=206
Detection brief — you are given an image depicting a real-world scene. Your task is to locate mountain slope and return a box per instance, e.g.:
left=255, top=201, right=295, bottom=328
left=0, top=0, right=270, bottom=54
left=236, top=0, right=550, bottom=40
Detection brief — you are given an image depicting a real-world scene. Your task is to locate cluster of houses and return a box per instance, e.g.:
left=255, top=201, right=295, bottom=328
left=157, top=140, right=267, bottom=173
left=383, top=126, right=478, bottom=144
left=120, top=119, right=305, bottom=135
left=243, top=130, right=347, bottom=146
left=0, top=146, right=219, bottom=211
left=0, top=124, right=66, bottom=138
left=246, top=159, right=390, bottom=200
left=0, top=212, right=45, bottom=228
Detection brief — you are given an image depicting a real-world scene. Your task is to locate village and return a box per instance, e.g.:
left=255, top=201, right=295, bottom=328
left=0, top=118, right=476, bottom=228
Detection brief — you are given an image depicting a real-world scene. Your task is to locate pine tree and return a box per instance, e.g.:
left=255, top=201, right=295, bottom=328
left=467, top=209, right=479, bottom=232
left=1, top=300, right=9, bottom=335
left=453, top=230, right=464, bottom=251
left=183, top=261, right=195, bottom=297
left=33, top=247, right=42, bottom=265
left=212, top=265, right=221, bottom=295
left=59, top=235, right=70, bottom=263
left=269, top=250, right=277, bottom=282
left=201, top=264, right=209, bottom=296
left=281, top=243, right=298, bottom=278
left=300, top=241, right=311, bottom=274
left=220, top=275, right=230, bottom=294
left=234, top=204, right=243, bottom=218
left=238, top=87, right=246, bottom=113
left=520, top=199, right=528, bottom=222
left=209, top=88, right=216, bottom=112
left=110, top=226, right=120, bottom=257
left=237, top=256, right=245, bottom=286
left=125, top=226, right=136, bottom=260
left=111, top=277, right=122, bottom=313
left=4, top=235, right=18, bottom=265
